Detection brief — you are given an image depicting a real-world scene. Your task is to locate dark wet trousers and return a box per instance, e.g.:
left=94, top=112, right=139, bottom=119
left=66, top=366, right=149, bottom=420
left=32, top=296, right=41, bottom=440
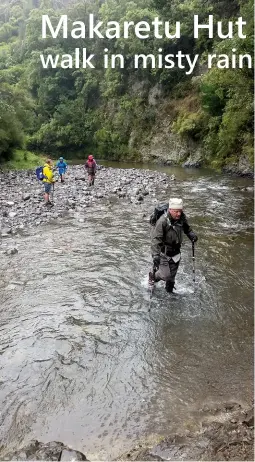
left=154, top=255, right=180, bottom=293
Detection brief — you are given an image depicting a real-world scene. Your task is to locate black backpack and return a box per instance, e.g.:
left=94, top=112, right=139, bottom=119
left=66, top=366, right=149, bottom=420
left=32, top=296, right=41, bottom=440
left=149, top=203, right=168, bottom=226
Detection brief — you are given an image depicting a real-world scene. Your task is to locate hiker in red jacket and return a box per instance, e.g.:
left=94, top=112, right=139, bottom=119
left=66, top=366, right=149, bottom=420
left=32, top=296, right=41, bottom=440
left=84, top=155, right=97, bottom=186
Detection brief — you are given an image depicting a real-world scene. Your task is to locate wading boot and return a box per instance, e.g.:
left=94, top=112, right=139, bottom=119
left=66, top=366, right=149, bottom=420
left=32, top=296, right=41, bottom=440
left=165, top=281, right=175, bottom=293
left=148, top=271, right=155, bottom=291
left=45, top=201, right=54, bottom=207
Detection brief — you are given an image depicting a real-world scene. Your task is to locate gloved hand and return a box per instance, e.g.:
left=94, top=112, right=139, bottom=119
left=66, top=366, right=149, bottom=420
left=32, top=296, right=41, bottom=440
left=153, top=256, right=160, bottom=269
left=188, top=231, right=198, bottom=243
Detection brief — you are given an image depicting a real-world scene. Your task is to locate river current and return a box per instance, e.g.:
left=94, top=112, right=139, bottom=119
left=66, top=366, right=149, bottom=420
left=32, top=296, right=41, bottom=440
left=0, top=164, right=253, bottom=459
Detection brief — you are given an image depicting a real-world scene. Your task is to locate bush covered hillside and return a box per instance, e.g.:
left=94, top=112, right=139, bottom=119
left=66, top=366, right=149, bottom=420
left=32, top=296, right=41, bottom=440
left=0, top=0, right=253, bottom=171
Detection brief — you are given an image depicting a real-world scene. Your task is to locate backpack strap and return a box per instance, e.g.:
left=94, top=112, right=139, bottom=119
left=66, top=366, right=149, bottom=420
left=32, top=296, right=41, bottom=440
left=162, top=214, right=170, bottom=239
left=162, top=215, right=181, bottom=255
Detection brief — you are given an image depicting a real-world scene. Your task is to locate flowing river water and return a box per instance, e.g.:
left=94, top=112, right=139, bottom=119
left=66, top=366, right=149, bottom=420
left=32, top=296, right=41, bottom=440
left=0, top=163, right=253, bottom=459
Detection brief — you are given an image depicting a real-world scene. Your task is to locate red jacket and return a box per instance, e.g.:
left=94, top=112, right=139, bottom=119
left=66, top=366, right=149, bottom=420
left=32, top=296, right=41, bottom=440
left=85, top=160, right=96, bottom=174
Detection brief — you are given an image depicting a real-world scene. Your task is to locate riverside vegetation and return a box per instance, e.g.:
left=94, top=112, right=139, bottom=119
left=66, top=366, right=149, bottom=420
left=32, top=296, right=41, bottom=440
left=0, top=0, right=253, bottom=174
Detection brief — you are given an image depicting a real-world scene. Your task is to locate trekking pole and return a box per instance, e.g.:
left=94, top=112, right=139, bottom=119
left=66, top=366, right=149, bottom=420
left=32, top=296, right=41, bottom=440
left=148, top=265, right=157, bottom=312
left=192, top=241, right=195, bottom=291
left=52, top=182, right=54, bottom=203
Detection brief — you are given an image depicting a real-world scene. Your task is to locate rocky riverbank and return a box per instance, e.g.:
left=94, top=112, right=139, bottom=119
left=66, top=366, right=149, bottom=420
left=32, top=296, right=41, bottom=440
left=0, top=164, right=253, bottom=243
left=120, top=404, right=254, bottom=461
left=0, top=441, right=87, bottom=461
left=0, top=165, right=174, bottom=240
left=0, top=404, right=253, bottom=461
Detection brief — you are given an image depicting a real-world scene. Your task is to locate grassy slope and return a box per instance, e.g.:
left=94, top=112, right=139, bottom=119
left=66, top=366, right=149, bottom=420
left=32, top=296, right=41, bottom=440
left=1, top=150, right=46, bottom=170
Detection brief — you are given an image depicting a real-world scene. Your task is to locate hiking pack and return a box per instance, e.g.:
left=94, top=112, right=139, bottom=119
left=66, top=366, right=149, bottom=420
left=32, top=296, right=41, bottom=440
left=35, top=166, right=46, bottom=181
left=149, top=203, right=168, bottom=225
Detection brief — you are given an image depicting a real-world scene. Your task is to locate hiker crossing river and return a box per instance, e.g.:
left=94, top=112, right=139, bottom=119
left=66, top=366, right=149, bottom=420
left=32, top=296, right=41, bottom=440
left=149, top=197, right=198, bottom=294
left=0, top=163, right=253, bottom=460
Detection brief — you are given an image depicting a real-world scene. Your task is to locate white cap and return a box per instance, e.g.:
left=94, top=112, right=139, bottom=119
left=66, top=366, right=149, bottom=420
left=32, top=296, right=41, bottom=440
left=169, top=198, right=183, bottom=210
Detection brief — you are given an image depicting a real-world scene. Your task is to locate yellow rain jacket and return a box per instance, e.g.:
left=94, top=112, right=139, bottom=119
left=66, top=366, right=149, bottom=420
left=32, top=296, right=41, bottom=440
left=43, top=163, right=54, bottom=183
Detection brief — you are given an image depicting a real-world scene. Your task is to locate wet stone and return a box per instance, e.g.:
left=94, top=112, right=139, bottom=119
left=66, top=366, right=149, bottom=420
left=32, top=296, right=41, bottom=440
left=1, top=227, right=12, bottom=236
left=5, top=247, right=18, bottom=256
left=5, top=201, right=15, bottom=207
left=242, top=409, right=254, bottom=427
left=60, top=449, right=87, bottom=461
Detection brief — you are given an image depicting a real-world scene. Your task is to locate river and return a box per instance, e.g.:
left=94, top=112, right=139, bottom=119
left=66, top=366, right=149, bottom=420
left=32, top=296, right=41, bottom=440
left=0, top=163, right=253, bottom=459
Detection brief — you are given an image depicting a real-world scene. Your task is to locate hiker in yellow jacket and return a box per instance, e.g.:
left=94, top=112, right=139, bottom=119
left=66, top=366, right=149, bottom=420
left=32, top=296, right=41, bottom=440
left=43, top=159, right=55, bottom=206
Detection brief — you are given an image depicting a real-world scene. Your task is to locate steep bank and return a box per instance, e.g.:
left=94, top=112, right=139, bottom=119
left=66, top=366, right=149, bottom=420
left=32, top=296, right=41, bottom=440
left=122, top=82, right=254, bottom=177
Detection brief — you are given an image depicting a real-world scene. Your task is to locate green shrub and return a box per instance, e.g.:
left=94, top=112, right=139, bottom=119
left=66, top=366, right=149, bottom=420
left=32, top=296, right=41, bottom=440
left=172, top=110, right=208, bottom=141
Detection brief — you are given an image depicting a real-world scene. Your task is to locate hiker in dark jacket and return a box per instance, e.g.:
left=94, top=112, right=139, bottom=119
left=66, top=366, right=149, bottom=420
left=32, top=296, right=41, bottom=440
left=150, top=197, right=198, bottom=293
left=84, top=154, right=97, bottom=186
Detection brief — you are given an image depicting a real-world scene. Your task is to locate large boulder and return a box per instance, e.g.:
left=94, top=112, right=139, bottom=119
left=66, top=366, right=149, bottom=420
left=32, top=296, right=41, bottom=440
left=1, top=440, right=87, bottom=461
